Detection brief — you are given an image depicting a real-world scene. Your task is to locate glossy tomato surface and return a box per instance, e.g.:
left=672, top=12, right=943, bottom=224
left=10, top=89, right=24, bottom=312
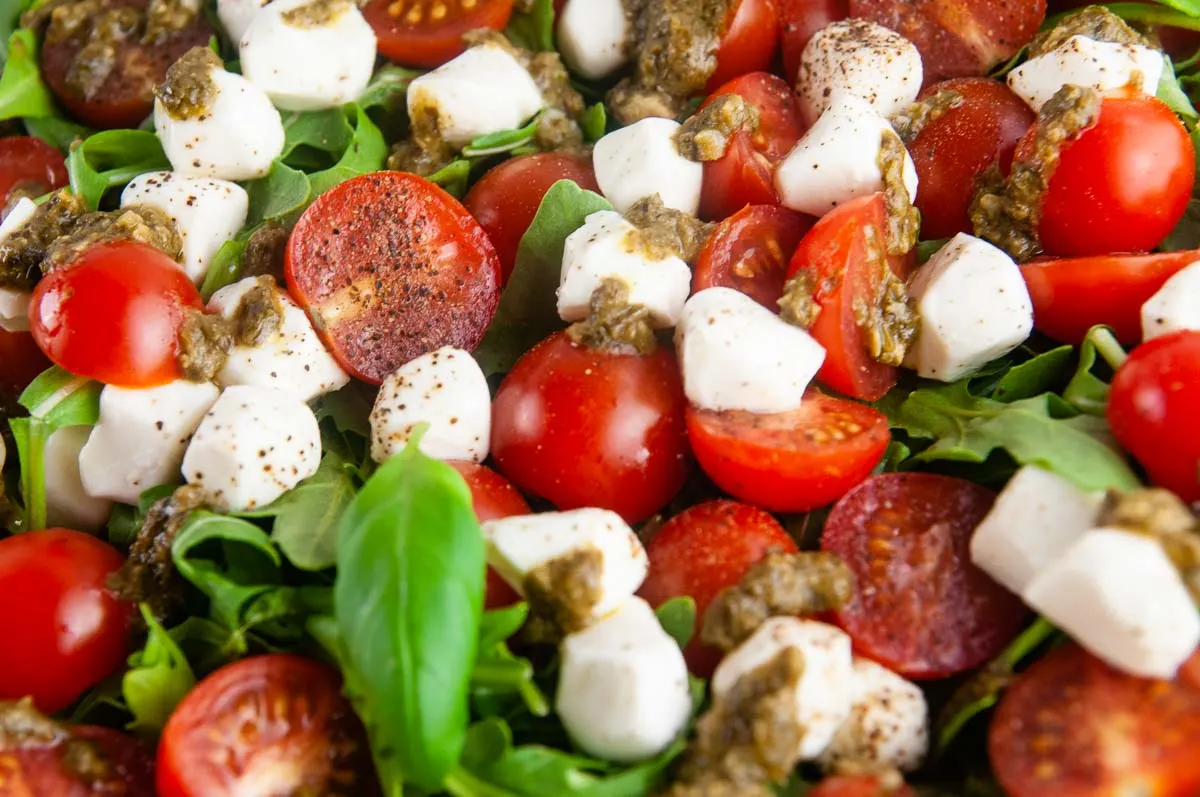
left=491, top=332, right=689, bottom=525
left=809, top=775, right=915, bottom=797
left=0, top=137, right=68, bottom=209
left=822, top=473, right=1027, bottom=679
left=449, top=460, right=531, bottom=609
left=364, top=0, right=514, bottom=67
left=0, top=724, right=155, bottom=797
left=693, top=204, right=812, bottom=309
left=0, top=529, right=132, bottom=713
left=157, top=655, right=378, bottom=797
left=708, top=0, right=780, bottom=90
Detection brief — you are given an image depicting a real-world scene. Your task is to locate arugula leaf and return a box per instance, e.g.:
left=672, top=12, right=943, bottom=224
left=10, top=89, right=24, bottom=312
left=0, top=0, right=33, bottom=63
left=472, top=603, right=550, bottom=717
left=429, top=159, right=473, bottom=198
left=358, top=64, right=422, bottom=111
left=246, top=160, right=311, bottom=226
left=24, top=115, right=89, bottom=151
left=1158, top=55, right=1199, bottom=124
left=463, top=114, right=541, bottom=158
left=504, top=0, right=556, bottom=52
left=200, top=238, right=249, bottom=299
left=280, top=108, right=355, bottom=160
left=67, top=129, right=170, bottom=209
left=1063, top=326, right=1115, bottom=416
left=333, top=428, right=486, bottom=791
left=252, top=450, right=355, bottom=571
left=654, top=596, right=697, bottom=650
left=122, top=605, right=196, bottom=734
left=0, top=29, right=54, bottom=120
left=106, top=483, right=177, bottom=549
left=309, top=105, right=387, bottom=195
left=580, top=102, right=607, bottom=143
left=474, top=180, right=613, bottom=375
left=987, top=346, right=1073, bottom=403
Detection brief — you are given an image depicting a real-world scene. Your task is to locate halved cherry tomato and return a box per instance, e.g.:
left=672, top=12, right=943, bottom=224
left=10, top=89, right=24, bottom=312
left=809, top=775, right=916, bottom=797
left=491, top=331, right=690, bottom=525
left=779, top=0, right=850, bottom=86
left=464, top=153, right=599, bottom=285
left=1015, top=94, right=1194, bottom=258
left=698, top=72, right=806, bottom=221
left=822, top=473, right=1027, bottom=679
left=0, top=137, right=68, bottom=210
left=29, top=241, right=202, bottom=388
left=449, top=460, right=531, bottom=610
left=708, top=0, right=781, bottom=91
left=1020, top=250, right=1200, bottom=344
left=286, top=172, right=501, bottom=384
left=693, top=205, right=812, bottom=310
left=0, top=529, right=132, bottom=713
left=0, top=329, right=51, bottom=401
left=157, top=655, right=378, bottom=797
left=687, top=391, right=889, bottom=514
left=785, top=193, right=913, bottom=401
left=0, top=724, right=155, bottom=797
left=1108, top=330, right=1200, bottom=504
left=990, top=643, right=1200, bottom=797
left=639, top=500, right=799, bottom=677
left=908, top=77, right=1035, bottom=239
left=364, top=0, right=514, bottom=68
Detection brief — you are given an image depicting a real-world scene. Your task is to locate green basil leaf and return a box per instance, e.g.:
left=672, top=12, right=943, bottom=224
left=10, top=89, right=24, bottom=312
left=580, top=102, right=607, bottom=143
left=1157, top=55, right=1199, bottom=124
left=1063, top=326, right=1114, bottom=416
left=987, top=346, right=1073, bottom=403
left=280, top=108, right=355, bottom=160
left=200, top=238, right=248, bottom=300
left=309, top=105, right=387, bottom=196
left=479, top=603, right=529, bottom=650
left=256, top=450, right=355, bottom=571
left=428, top=158, right=473, bottom=198
left=122, top=605, right=196, bottom=734
left=462, top=114, right=540, bottom=158
left=1136, top=0, right=1200, bottom=19
left=19, top=365, right=101, bottom=426
left=654, top=596, right=697, bottom=650
left=474, top=179, right=612, bottom=375
left=358, top=64, right=423, bottom=111
left=246, top=160, right=312, bottom=226
left=67, top=129, right=170, bottom=210
left=504, top=0, right=556, bottom=52
left=0, top=0, right=33, bottom=63
left=23, top=114, right=89, bottom=151
left=0, top=29, right=55, bottom=120
left=333, top=430, right=486, bottom=791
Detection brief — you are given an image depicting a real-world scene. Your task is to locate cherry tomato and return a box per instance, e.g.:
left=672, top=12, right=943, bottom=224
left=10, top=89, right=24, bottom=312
left=687, top=392, right=889, bottom=514
left=286, top=172, right=501, bottom=384
left=0, top=137, right=68, bottom=210
left=1015, top=94, right=1194, bottom=258
left=0, top=529, right=132, bottom=713
left=449, top=460, right=531, bottom=610
left=364, top=0, right=514, bottom=68
left=29, top=241, right=202, bottom=388
left=463, top=153, right=599, bottom=285
left=0, top=724, right=155, bottom=797
left=492, top=332, right=689, bottom=525
left=40, top=0, right=213, bottom=129
left=1020, top=250, right=1200, bottom=344
left=0, top=329, right=51, bottom=401
left=639, top=500, right=799, bottom=677
left=822, top=473, right=1027, bottom=679
left=157, top=654, right=378, bottom=797
left=908, top=77, right=1035, bottom=239
left=809, top=775, right=916, bottom=797
left=693, top=205, right=812, bottom=310
left=708, top=0, right=781, bottom=90
left=779, top=0, right=850, bottom=86
left=698, top=72, right=806, bottom=221
left=990, top=644, right=1200, bottom=797
left=1108, top=330, right=1200, bottom=504
left=785, top=193, right=913, bottom=401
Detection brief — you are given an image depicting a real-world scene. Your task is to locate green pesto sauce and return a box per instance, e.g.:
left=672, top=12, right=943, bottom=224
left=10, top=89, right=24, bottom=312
left=155, top=46, right=222, bottom=121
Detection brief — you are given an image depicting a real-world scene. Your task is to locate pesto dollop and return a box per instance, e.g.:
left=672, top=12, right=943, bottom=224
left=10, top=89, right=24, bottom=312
left=1099, top=488, right=1200, bottom=602
left=853, top=223, right=917, bottom=367
left=566, top=278, right=659, bottom=355
left=177, top=276, right=286, bottom=382
left=878, top=129, right=920, bottom=256
left=778, top=271, right=822, bottom=330
left=156, top=45, right=222, bottom=121
left=0, top=190, right=86, bottom=290
left=522, top=546, right=605, bottom=643
left=1028, top=5, right=1150, bottom=58
left=623, top=194, right=714, bottom=262
left=280, top=0, right=351, bottom=27
left=675, top=93, right=759, bottom=162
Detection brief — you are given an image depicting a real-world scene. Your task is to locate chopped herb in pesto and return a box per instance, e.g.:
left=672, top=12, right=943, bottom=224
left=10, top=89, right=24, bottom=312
left=623, top=194, right=714, bottom=262
left=521, top=546, right=604, bottom=643
left=890, top=89, right=964, bottom=145
left=155, top=46, right=222, bottom=121
left=566, top=278, right=659, bottom=355
left=1028, top=5, right=1150, bottom=59
left=854, top=223, right=917, bottom=367
left=280, top=0, right=352, bottom=27
left=878, top=129, right=920, bottom=255
left=177, top=276, right=285, bottom=382
left=778, top=271, right=822, bottom=330
left=675, top=93, right=759, bottom=162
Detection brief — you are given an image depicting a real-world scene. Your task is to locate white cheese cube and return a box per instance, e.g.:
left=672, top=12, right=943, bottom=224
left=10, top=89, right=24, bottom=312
left=905, top=233, right=1033, bottom=382
left=775, top=93, right=918, bottom=218
left=481, top=508, right=648, bottom=618
left=592, top=118, right=704, bottom=215
left=45, top=426, right=113, bottom=532
left=675, top=287, right=825, bottom=414
left=79, top=380, right=221, bottom=504
left=0, top=198, right=37, bottom=332
left=712, top=618, right=854, bottom=761
left=1142, top=259, right=1200, bottom=341
left=1008, top=36, right=1164, bottom=112
left=217, top=0, right=270, bottom=44
left=820, top=658, right=929, bottom=773
left=181, top=385, right=321, bottom=512
left=369, top=346, right=490, bottom=464
left=1024, top=527, right=1200, bottom=679
left=557, top=0, right=630, bottom=80
left=970, top=465, right=1104, bottom=595
left=406, top=44, right=544, bottom=148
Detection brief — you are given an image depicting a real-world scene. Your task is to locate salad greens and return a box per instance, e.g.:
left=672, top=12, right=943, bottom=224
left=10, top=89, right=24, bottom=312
left=0, top=28, right=53, bottom=120
left=122, top=605, right=196, bottom=734
left=66, top=129, right=171, bottom=209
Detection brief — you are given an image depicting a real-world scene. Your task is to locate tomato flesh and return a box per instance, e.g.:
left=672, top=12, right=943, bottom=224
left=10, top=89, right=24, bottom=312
left=0, top=137, right=68, bottom=209
left=693, top=204, right=812, bottom=310
left=365, top=0, right=514, bottom=68
left=707, top=0, right=780, bottom=91
left=0, top=725, right=155, bottom=797
left=809, top=775, right=916, bottom=797
left=449, top=461, right=531, bottom=610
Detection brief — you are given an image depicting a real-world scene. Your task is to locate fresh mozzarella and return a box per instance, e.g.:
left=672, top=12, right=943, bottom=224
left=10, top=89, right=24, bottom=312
left=218, top=0, right=270, bottom=42
left=797, top=19, right=923, bottom=125
left=1008, top=36, right=1164, bottom=112
left=45, top=426, right=113, bottom=532
left=557, top=0, right=630, bottom=80
left=1024, top=527, right=1200, bottom=679
left=79, top=380, right=221, bottom=504
left=155, top=64, right=285, bottom=181
left=1142, top=259, right=1200, bottom=341
left=557, top=211, right=692, bottom=327
left=369, top=346, right=490, bottom=464
left=207, top=277, right=349, bottom=401
left=482, top=508, right=648, bottom=618
left=121, top=172, right=249, bottom=285
left=181, top=385, right=321, bottom=512
left=0, top=198, right=37, bottom=331
left=556, top=597, right=692, bottom=762
left=711, top=618, right=854, bottom=760
left=675, top=287, right=825, bottom=414
left=406, top=43, right=543, bottom=148
left=820, top=658, right=929, bottom=773
left=970, top=466, right=1104, bottom=595
left=775, top=94, right=918, bottom=217
left=239, top=0, right=376, bottom=111
left=592, top=118, right=704, bottom=215
left=905, top=233, right=1033, bottom=382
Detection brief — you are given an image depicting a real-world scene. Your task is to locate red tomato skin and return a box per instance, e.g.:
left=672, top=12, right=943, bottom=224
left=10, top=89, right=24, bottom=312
left=0, top=529, right=132, bottom=713
left=28, top=241, right=202, bottom=388
left=364, top=0, right=514, bottom=68
left=1020, top=250, right=1200, bottom=344
left=822, top=473, right=1027, bottom=679
left=449, top=461, right=531, bottom=610
left=0, top=137, right=68, bottom=209
left=491, top=332, right=690, bottom=525
left=708, top=0, right=781, bottom=90
left=639, top=500, right=799, bottom=676
left=1107, top=331, right=1200, bottom=503
left=909, top=77, right=1035, bottom=239
left=686, top=393, right=890, bottom=514
left=779, top=0, right=850, bottom=86
left=693, top=204, right=813, bottom=309
left=463, top=153, right=599, bottom=286
left=0, top=725, right=156, bottom=797
left=0, top=329, right=51, bottom=401
left=1021, top=94, right=1194, bottom=258
left=809, top=775, right=916, bottom=797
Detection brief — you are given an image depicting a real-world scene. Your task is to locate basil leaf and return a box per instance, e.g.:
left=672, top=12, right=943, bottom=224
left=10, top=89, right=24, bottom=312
left=333, top=430, right=486, bottom=791
left=0, top=29, right=54, bottom=120
left=24, top=114, right=89, bottom=151
left=1063, top=326, right=1115, bottom=416
left=1138, top=0, right=1200, bottom=19
left=256, top=450, right=355, bottom=571
left=0, top=0, right=33, bottom=63
left=246, top=160, right=311, bottom=226
left=122, top=605, right=196, bottom=734
left=1158, top=55, right=1199, bottom=124
left=474, top=180, right=612, bottom=375
left=200, top=238, right=248, bottom=300
left=504, top=0, right=556, bottom=52
left=67, top=129, right=170, bottom=210
left=309, top=105, right=387, bottom=196
left=462, top=114, right=540, bottom=158
left=654, top=596, right=697, bottom=650
left=428, top=158, right=472, bottom=198
left=358, top=64, right=422, bottom=111
left=580, top=102, right=607, bottom=143
left=1102, top=2, right=1200, bottom=29
left=988, top=346, right=1073, bottom=403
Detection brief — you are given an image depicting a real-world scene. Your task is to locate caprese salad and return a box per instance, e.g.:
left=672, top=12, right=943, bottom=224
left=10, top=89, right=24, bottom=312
left=0, top=0, right=1198, bottom=794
